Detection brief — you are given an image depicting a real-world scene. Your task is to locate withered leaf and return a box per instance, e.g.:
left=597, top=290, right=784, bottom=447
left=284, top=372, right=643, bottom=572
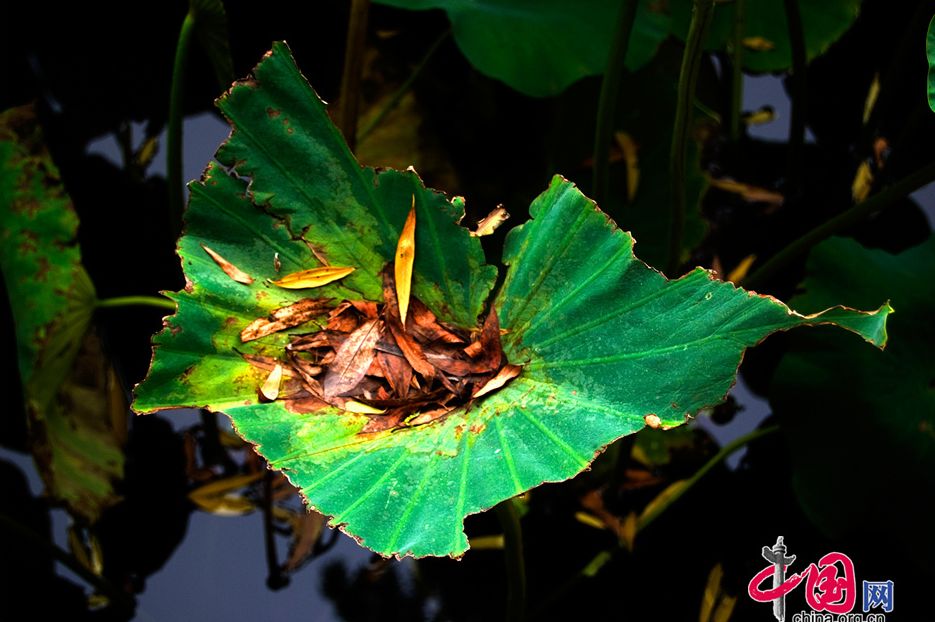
left=473, top=364, right=522, bottom=398
left=322, top=319, right=382, bottom=398
left=259, top=364, right=284, bottom=401
left=395, top=197, right=416, bottom=325
left=202, top=244, right=254, bottom=285
left=377, top=351, right=412, bottom=397
left=613, top=132, right=639, bottom=202
left=409, top=298, right=466, bottom=344
left=470, top=206, right=510, bottom=237
left=383, top=270, right=435, bottom=380
left=476, top=306, right=503, bottom=372
left=270, top=265, right=355, bottom=289
left=240, top=298, right=332, bottom=342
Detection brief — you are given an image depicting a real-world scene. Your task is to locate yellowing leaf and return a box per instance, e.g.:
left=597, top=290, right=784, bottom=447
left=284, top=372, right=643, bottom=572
left=742, top=36, right=775, bottom=51
left=851, top=161, right=874, bottom=202
left=726, top=255, right=756, bottom=284
left=395, top=196, right=416, bottom=325
left=189, top=472, right=263, bottom=516
left=269, top=266, right=355, bottom=289
left=743, top=107, right=776, bottom=126
left=614, top=132, right=640, bottom=201
left=343, top=399, right=385, bottom=414
left=470, top=206, right=510, bottom=237
left=259, top=364, right=283, bottom=401
left=202, top=244, right=254, bottom=284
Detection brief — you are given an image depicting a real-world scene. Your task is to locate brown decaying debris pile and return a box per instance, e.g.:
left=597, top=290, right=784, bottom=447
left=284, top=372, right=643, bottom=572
left=240, top=267, right=521, bottom=433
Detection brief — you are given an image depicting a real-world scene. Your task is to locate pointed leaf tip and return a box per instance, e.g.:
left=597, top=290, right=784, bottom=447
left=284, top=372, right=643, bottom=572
left=395, top=196, right=416, bottom=325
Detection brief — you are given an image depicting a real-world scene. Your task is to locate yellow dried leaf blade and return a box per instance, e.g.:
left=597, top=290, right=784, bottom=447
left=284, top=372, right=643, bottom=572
left=269, top=266, right=355, bottom=289
left=473, top=364, right=522, bottom=398
left=342, top=399, right=385, bottom=414
left=202, top=244, right=254, bottom=284
left=395, top=198, right=417, bottom=325
left=260, top=364, right=283, bottom=401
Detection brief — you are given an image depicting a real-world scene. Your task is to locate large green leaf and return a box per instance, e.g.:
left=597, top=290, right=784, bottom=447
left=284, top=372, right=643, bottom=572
left=671, top=0, right=862, bottom=73
left=771, top=236, right=934, bottom=562
left=374, top=0, right=859, bottom=96
left=0, top=106, right=123, bottom=524
left=373, top=0, right=671, bottom=97
left=135, top=45, right=890, bottom=557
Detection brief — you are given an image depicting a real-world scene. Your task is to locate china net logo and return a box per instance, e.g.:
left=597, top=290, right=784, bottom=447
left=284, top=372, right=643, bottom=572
left=748, top=537, right=894, bottom=621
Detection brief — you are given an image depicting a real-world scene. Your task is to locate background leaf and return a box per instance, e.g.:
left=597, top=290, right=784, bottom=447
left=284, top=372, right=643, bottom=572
left=771, top=235, right=935, bottom=564
left=372, top=0, right=671, bottom=97
left=0, top=106, right=123, bottom=523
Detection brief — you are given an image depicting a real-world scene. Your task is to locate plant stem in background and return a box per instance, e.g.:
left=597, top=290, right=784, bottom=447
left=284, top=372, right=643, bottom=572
left=638, top=425, right=778, bottom=531
left=783, top=0, right=807, bottom=196
left=339, top=0, right=371, bottom=152
left=168, top=10, right=196, bottom=237
left=263, top=469, right=289, bottom=589
left=96, top=295, right=177, bottom=312
left=0, top=512, right=136, bottom=615
left=495, top=498, right=527, bottom=622
left=357, top=29, right=450, bottom=143
left=592, top=0, right=640, bottom=207
left=743, top=159, right=935, bottom=288
left=729, top=0, right=746, bottom=141
left=531, top=425, right=778, bottom=619
left=668, top=0, right=716, bottom=275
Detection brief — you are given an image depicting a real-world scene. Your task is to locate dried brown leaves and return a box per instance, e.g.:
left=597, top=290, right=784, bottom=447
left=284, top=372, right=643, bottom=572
left=240, top=266, right=520, bottom=432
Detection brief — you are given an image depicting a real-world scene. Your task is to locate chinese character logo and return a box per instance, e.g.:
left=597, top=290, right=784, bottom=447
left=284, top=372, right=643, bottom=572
left=748, top=537, right=893, bottom=620
left=863, top=580, right=894, bottom=613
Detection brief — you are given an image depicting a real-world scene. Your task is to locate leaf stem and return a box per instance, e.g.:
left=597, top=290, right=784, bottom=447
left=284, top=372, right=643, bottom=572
left=729, top=0, right=746, bottom=142
left=782, top=0, right=807, bottom=196
left=742, top=159, right=935, bottom=289
left=338, top=0, right=371, bottom=152
left=357, top=29, right=450, bottom=143
left=96, top=296, right=177, bottom=312
left=592, top=0, right=640, bottom=207
left=0, top=512, right=135, bottom=614
left=668, top=0, right=716, bottom=275
left=168, top=10, right=196, bottom=237
left=495, top=498, right=526, bottom=622
left=638, top=425, right=778, bottom=531
left=263, top=469, right=289, bottom=589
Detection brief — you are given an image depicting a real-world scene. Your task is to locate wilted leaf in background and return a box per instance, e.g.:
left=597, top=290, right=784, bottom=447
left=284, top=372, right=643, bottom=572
left=0, top=105, right=123, bottom=524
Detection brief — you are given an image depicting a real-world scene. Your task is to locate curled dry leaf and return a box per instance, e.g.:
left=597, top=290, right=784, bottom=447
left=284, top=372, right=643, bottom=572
left=473, top=364, right=522, bottom=398
left=202, top=244, right=254, bottom=284
left=269, top=265, right=355, bottom=289
left=470, top=206, right=510, bottom=237
left=259, top=364, right=284, bottom=401
left=395, top=197, right=416, bottom=325
left=240, top=298, right=332, bottom=342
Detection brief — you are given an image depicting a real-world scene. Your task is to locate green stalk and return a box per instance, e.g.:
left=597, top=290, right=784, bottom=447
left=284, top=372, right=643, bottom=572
left=168, top=10, right=197, bottom=236
left=96, top=295, right=177, bottom=312
left=782, top=0, right=807, bottom=196
left=495, top=498, right=526, bottom=622
left=743, top=159, right=935, bottom=289
left=592, top=0, right=640, bottom=207
left=357, top=29, right=450, bottom=143
left=638, top=425, right=778, bottom=530
left=729, top=0, right=746, bottom=141
left=530, top=425, right=778, bottom=619
left=338, top=0, right=371, bottom=152
left=668, top=0, right=716, bottom=275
